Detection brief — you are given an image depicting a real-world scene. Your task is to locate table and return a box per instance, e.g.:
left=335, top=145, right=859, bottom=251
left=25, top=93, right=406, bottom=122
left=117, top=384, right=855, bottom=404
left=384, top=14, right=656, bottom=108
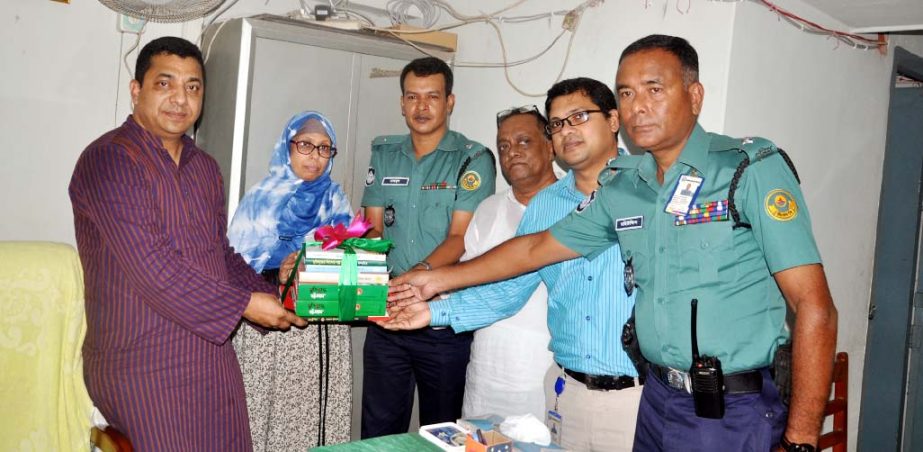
left=310, top=433, right=442, bottom=451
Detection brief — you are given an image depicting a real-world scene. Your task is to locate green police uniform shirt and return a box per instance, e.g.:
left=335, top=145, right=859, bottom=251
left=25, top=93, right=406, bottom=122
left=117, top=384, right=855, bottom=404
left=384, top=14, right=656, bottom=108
left=361, top=130, right=496, bottom=276
left=551, top=124, right=821, bottom=374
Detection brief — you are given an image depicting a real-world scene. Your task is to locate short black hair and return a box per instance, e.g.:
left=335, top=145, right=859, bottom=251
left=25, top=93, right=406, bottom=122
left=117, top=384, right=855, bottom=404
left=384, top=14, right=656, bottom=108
left=400, top=57, right=453, bottom=95
left=498, top=110, right=549, bottom=137
left=619, top=34, right=699, bottom=84
left=544, top=77, right=617, bottom=119
left=135, top=36, right=205, bottom=85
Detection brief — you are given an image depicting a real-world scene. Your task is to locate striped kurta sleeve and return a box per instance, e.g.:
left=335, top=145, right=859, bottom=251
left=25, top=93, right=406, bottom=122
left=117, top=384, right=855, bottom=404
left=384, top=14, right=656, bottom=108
left=70, top=142, right=250, bottom=345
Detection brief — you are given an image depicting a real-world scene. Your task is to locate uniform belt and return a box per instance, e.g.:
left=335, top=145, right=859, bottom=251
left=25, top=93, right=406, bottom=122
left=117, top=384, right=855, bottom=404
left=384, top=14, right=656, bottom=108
left=649, top=363, right=763, bottom=395
left=558, top=364, right=641, bottom=391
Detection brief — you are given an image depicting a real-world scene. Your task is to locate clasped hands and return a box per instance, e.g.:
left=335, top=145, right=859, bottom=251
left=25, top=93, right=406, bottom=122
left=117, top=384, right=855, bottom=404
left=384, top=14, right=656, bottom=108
left=376, top=268, right=445, bottom=330
left=252, top=253, right=446, bottom=331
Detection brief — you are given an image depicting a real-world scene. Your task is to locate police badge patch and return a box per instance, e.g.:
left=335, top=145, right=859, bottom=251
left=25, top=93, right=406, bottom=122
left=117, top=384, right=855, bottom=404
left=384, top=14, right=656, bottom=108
left=764, top=189, right=798, bottom=221
left=460, top=170, right=481, bottom=191
left=576, top=190, right=597, bottom=213
left=365, top=167, right=376, bottom=186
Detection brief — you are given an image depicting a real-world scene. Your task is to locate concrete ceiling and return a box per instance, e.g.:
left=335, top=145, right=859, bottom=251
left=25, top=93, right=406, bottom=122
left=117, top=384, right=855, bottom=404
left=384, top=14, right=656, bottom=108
left=802, top=0, right=923, bottom=33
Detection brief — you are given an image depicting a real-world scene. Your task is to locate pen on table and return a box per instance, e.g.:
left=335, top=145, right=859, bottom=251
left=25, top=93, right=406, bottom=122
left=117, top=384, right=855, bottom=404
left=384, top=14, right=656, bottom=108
left=476, top=428, right=485, bottom=444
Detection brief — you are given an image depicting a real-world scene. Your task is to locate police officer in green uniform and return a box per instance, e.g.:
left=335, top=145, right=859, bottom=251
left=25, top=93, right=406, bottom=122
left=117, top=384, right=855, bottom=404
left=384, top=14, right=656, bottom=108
left=383, top=36, right=836, bottom=452
left=360, top=57, right=496, bottom=438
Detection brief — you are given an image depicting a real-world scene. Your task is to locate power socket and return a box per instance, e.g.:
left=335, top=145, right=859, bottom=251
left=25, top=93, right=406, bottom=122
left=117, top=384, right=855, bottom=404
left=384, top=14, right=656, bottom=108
left=118, top=14, right=146, bottom=34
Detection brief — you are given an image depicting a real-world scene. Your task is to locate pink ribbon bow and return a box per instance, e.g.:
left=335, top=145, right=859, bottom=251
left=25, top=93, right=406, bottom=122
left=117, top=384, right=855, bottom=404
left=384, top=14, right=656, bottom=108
left=314, top=213, right=373, bottom=250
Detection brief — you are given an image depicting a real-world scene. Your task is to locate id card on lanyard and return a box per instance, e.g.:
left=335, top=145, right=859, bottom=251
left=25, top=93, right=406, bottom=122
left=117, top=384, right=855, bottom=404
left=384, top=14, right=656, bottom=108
left=665, top=173, right=704, bottom=216
left=546, top=372, right=565, bottom=445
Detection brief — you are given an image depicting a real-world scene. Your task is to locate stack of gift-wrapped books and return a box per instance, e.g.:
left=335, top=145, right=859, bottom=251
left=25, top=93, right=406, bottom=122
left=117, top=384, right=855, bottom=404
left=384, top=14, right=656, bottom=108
left=288, top=243, right=390, bottom=321
left=300, top=245, right=389, bottom=285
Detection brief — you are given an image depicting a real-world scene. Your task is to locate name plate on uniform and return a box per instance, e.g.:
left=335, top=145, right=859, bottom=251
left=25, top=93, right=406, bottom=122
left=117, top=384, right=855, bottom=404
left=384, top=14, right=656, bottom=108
left=615, top=216, right=644, bottom=231
left=381, top=177, right=409, bottom=186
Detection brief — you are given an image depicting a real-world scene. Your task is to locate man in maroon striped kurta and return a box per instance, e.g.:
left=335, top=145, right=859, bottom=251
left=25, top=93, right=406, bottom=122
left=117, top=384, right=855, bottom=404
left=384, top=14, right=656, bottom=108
left=69, top=37, right=306, bottom=451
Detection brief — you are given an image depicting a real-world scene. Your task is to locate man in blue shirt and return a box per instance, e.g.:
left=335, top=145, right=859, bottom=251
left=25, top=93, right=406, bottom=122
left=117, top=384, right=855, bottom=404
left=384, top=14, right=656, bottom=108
left=384, top=78, right=641, bottom=451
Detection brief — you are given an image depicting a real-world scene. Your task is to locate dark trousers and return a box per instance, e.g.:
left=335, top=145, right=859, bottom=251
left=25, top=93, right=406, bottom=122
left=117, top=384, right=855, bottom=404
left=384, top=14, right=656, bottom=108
left=633, top=368, right=787, bottom=451
left=361, top=325, right=473, bottom=439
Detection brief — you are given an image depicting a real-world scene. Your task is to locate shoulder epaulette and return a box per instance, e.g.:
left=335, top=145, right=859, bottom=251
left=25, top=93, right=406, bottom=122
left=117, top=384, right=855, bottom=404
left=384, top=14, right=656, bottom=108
left=462, top=141, right=489, bottom=159
left=734, top=136, right=799, bottom=183
left=707, top=134, right=742, bottom=152
left=738, top=137, right=779, bottom=163
left=370, top=135, right=407, bottom=149
left=727, top=136, right=800, bottom=229
left=609, top=154, right=643, bottom=169
left=456, top=145, right=495, bottom=192
left=598, top=155, right=641, bottom=185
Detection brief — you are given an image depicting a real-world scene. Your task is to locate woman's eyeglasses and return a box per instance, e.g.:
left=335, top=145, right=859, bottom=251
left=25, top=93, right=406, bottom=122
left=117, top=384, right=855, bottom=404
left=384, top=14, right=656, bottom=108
left=545, top=110, right=604, bottom=135
left=290, top=140, right=337, bottom=158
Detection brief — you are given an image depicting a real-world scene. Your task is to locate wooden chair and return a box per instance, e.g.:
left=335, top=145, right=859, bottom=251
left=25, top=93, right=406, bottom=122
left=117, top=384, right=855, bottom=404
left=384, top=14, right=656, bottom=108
left=90, top=426, right=133, bottom=452
left=817, top=352, right=848, bottom=451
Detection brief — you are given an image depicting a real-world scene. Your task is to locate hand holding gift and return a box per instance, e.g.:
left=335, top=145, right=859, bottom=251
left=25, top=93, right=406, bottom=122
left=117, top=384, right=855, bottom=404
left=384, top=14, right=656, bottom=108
left=244, top=292, right=308, bottom=330
left=279, top=251, right=299, bottom=285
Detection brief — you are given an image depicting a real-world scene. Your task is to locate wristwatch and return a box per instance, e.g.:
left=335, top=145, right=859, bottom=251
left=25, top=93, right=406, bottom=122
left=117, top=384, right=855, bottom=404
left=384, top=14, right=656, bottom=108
left=780, top=435, right=816, bottom=452
left=413, top=260, right=432, bottom=271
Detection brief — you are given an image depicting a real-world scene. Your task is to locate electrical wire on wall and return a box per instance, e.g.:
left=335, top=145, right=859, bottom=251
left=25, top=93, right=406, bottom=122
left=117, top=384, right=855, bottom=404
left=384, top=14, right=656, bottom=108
left=289, top=0, right=378, bottom=27
left=386, top=0, right=440, bottom=28
left=199, top=0, right=241, bottom=62
left=193, top=0, right=601, bottom=98
left=361, top=0, right=604, bottom=97
left=121, top=24, right=147, bottom=79
left=202, top=0, right=241, bottom=38
left=115, top=20, right=148, bottom=126
left=708, top=0, right=887, bottom=50
left=194, top=0, right=887, bottom=100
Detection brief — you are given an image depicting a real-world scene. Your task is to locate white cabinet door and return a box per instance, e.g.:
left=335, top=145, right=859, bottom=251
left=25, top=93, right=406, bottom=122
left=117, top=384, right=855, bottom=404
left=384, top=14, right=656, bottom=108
left=348, top=54, right=414, bottom=207
left=245, top=37, right=355, bottom=202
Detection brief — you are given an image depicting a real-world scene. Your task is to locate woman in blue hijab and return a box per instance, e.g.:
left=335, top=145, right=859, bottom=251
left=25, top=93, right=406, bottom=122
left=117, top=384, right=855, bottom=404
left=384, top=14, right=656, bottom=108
left=230, top=111, right=354, bottom=450
left=228, top=110, right=353, bottom=277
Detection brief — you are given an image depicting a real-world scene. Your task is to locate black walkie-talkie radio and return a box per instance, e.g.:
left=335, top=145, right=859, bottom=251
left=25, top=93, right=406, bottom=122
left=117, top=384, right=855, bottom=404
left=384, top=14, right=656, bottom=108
left=689, top=298, right=725, bottom=419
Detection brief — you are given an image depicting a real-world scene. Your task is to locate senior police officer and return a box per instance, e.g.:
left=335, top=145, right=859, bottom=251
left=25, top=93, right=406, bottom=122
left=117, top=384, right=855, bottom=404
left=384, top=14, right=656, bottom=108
left=383, top=35, right=837, bottom=451
left=360, top=56, right=496, bottom=438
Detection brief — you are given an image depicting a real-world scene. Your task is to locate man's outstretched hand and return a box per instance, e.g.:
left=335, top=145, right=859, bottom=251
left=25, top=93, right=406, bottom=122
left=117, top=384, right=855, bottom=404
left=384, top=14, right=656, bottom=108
left=375, top=296, right=433, bottom=330
left=388, top=269, right=444, bottom=304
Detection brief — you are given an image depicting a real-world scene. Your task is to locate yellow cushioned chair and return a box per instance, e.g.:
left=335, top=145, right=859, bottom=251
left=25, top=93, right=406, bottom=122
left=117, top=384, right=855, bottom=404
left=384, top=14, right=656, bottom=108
left=0, top=241, right=94, bottom=451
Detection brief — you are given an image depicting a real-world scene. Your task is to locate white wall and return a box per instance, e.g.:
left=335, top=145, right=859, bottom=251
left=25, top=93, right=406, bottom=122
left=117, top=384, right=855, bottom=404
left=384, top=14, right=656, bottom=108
left=722, top=2, right=922, bottom=447
left=0, top=0, right=196, bottom=243
left=447, top=0, right=736, bottom=172
left=894, top=33, right=923, bottom=58
left=4, top=0, right=923, bottom=449
left=0, top=0, right=312, bottom=244
left=0, top=0, right=732, bottom=237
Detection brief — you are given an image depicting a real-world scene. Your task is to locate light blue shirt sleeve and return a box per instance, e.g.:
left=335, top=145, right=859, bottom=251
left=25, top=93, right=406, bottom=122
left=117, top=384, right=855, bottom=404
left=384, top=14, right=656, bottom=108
left=430, top=189, right=548, bottom=331
left=434, top=173, right=637, bottom=376
left=430, top=270, right=542, bottom=331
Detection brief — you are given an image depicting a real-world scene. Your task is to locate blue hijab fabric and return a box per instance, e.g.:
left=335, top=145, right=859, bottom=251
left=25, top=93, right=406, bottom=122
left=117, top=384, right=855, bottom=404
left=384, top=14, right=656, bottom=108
left=228, top=111, right=353, bottom=272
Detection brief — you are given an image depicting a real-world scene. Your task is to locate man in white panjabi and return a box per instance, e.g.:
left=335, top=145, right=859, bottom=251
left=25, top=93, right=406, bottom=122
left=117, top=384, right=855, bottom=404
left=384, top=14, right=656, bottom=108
left=461, top=106, right=558, bottom=419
